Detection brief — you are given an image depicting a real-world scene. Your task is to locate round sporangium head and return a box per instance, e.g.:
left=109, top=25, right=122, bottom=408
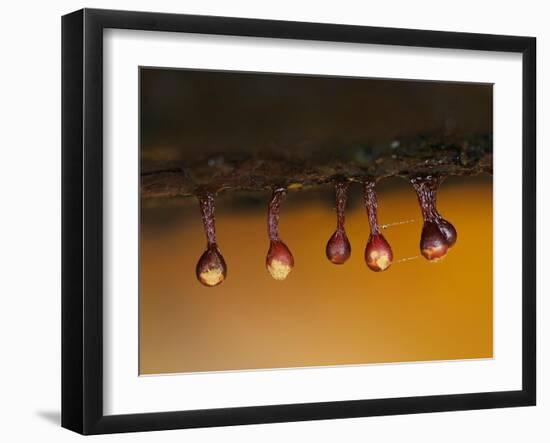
left=196, top=244, right=227, bottom=287
left=437, top=218, right=457, bottom=247
left=266, top=240, right=294, bottom=280
left=365, top=233, right=393, bottom=272
left=420, top=221, right=449, bottom=261
left=326, top=230, right=352, bottom=265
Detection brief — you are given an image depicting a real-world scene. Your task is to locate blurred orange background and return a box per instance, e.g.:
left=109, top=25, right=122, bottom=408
left=139, top=175, right=493, bottom=375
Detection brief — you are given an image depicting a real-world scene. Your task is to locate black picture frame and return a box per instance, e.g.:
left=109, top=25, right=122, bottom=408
left=62, top=8, right=536, bottom=435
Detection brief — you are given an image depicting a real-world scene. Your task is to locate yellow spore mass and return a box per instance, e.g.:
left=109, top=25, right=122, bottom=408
left=199, top=268, right=225, bottom=286
left=372, top=252, right=390, bottom=271
left=267, top=259, right=292, bottom=281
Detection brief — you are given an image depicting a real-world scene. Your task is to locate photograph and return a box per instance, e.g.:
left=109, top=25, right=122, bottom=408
left=0, top=0, right=544, bottom=440
left=139, top=68, right=493, bottom=375
left=54, top=4, right=538, bottom=437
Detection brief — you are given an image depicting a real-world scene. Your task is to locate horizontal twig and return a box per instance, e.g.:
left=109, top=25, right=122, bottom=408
left=141, top=134, right=492, bottom=200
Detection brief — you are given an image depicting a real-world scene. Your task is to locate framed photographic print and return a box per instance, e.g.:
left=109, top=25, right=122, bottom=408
left=61, top=8, right=536, bottom=435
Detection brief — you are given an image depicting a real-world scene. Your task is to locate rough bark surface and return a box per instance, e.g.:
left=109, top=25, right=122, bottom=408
left=141, top=134, right=492, bottom=201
